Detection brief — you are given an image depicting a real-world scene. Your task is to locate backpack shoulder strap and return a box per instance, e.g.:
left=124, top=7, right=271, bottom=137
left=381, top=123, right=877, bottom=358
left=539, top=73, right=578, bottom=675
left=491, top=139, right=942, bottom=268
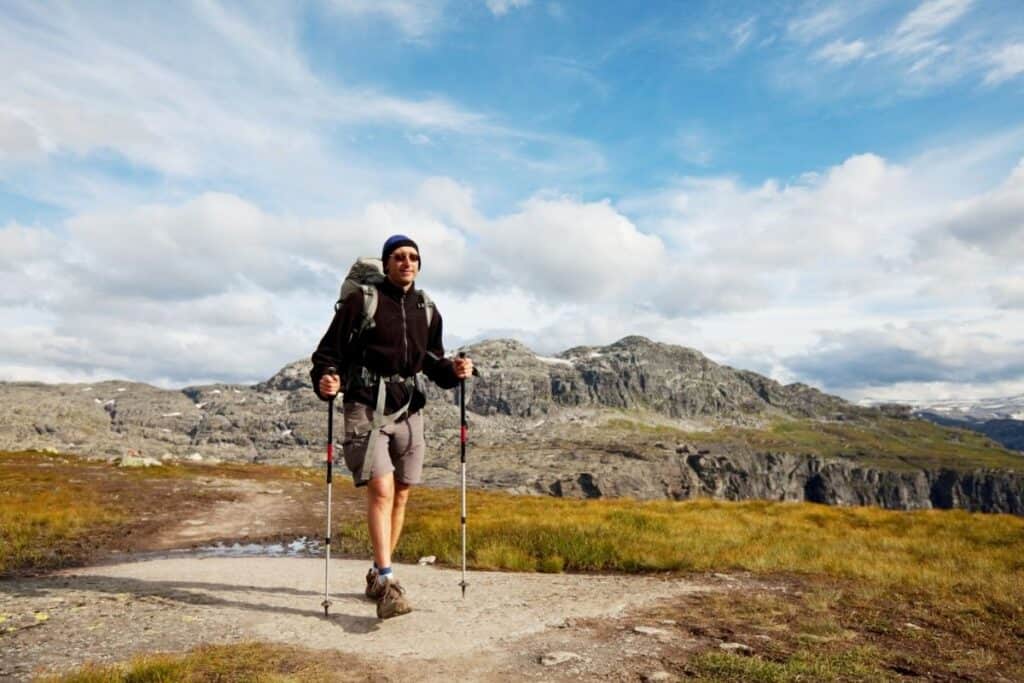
left=418, top=290, right=435, bottom=329
left=357, top=284, right=378, bottom=338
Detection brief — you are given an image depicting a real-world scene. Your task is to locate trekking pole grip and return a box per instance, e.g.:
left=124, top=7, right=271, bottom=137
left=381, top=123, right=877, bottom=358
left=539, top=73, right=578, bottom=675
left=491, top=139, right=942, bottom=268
left=458, top=353, right=467, bottom=447
left=325, top=366, right=337, bottom=472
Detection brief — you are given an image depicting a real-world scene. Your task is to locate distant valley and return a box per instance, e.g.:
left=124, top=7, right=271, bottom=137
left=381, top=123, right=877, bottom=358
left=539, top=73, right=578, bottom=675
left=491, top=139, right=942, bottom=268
left=862, top=395, right=1024, bottom=453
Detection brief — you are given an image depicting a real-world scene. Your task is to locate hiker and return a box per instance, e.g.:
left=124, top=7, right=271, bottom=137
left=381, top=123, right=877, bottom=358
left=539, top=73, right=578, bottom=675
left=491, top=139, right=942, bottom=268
left=310, top=235, right=473, bottom=619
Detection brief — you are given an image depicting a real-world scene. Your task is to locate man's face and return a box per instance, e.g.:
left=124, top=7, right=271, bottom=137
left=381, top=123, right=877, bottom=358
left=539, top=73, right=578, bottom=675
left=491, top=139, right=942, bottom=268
left=385, top=246, right=419, bottom=288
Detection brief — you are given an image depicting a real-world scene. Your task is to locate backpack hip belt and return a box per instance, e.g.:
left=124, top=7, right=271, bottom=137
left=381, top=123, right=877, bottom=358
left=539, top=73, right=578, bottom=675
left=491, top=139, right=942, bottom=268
left=354, top=372, right=424, bottom=484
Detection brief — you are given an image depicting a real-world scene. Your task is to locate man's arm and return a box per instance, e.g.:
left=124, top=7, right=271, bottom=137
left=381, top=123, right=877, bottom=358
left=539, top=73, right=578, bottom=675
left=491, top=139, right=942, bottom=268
left=310, top=290, right=363, bottom=400
left=422, top=309, right=474, bottom=388
left=422, top=310, right=460, bottom=389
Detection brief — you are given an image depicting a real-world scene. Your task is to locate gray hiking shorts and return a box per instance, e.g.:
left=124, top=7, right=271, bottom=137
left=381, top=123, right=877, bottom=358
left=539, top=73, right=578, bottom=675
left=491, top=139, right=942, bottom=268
left=341, top=402, right=425, bottom=487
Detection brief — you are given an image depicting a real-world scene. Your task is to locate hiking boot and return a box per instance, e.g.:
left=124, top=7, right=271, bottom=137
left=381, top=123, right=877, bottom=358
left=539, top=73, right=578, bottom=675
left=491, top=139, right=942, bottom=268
left=376, top=579, right=412, bottom=619
left=365, top=568, right=386, bottom=601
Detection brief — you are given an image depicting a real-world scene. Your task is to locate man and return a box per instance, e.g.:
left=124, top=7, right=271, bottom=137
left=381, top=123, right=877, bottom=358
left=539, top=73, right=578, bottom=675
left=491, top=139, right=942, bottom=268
left=310, top=235, right=473, bottom=619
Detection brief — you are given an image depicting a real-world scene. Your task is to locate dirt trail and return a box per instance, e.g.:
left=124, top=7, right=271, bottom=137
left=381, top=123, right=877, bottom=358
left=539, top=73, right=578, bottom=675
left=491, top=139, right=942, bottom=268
left=1, top=556, right=732, bottom=680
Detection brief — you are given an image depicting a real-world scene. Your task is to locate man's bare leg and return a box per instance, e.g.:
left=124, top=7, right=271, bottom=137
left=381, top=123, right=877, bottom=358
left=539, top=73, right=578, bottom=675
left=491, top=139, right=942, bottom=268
left=367, top=473, right=395, bottom=569
left=390, top=482, right=411, bottom=553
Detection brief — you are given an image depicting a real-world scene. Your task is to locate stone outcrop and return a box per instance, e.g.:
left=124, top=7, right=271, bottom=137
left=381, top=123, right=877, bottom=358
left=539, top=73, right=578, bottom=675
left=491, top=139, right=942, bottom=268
left=430, top=336, right=865, bottom=422
left=439, top=439, right=1024, bottom=514
left=2, top=336, right=1022, bottom=514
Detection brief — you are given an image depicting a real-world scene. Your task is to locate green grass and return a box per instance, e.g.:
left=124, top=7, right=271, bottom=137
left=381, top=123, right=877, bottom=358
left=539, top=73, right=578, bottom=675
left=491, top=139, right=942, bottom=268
left=605, top=415, right=1024, bottom=471
left=687, top=647, right=891, bottom=682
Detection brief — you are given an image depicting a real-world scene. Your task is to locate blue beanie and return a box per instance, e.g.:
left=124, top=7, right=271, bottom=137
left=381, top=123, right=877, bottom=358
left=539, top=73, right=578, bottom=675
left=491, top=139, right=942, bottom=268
left=381, top=234, right=420, bottom=270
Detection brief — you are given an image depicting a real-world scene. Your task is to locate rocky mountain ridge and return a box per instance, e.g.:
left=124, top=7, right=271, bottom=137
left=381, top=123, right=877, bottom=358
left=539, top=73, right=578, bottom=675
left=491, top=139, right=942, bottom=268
left=2, top=335, right=1020, bottom=514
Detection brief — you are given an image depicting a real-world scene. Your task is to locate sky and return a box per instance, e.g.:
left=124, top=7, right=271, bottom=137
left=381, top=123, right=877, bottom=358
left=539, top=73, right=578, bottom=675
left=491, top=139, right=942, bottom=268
left=2, top=0, right=1023, bottom=403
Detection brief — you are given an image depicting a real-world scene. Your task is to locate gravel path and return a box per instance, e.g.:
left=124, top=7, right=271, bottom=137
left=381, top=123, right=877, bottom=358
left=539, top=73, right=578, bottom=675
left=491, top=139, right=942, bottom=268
left=1, top=556, right=720, bottom=680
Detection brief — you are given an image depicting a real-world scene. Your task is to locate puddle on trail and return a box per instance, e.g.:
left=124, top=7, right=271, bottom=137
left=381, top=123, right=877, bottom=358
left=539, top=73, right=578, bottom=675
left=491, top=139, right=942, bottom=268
left=177, top=537, right=324, bottom=558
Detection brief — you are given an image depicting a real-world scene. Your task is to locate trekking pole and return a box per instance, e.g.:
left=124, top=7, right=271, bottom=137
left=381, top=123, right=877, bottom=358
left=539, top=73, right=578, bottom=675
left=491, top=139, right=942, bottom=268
left=322, top=366, right=338, bottom=618
left=458, top=352, right=469, bottom=598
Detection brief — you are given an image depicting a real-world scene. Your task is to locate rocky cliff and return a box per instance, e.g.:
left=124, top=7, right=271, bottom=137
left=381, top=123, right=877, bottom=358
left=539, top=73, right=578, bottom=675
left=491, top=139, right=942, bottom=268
left=436, top=337, right=861, bottom=421
left=2, top=336, right=1021, bottom=514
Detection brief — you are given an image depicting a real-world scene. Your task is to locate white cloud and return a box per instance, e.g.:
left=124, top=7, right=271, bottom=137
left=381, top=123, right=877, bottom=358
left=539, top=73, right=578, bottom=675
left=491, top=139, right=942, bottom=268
left=816, top=39, right=867, bottom=65
left=776, top=0, right=1019, bottom=98
left=731, top=17, right=756, bottom=50
left=988, top=276, right=1024, bottom=310
left=642, top=153, right=928, bottom=273
left=0, top=223, right=63, bottom=308
left=482, top=195, right=666, bottom=303
left=985, top=43, right=1024, bottom=85
left=326, top=0, right=446, bottom=38
left=943, top=160, right=1024, bottom=259
left=786, top=5, right=846, bottom=43
left=415, top=177, right=485, bottom=233
left=876, top=0, right=975, bottom=85
left=784, top=316, right=1024, bottom=398
left=6, top=108, right=1024, bottom=402
left=0, top=110, right=47, bottom=161
left=891, top=0, right=973, bottom=56
left=487, top=0, right=532, bottom=17
left=0, top=0, right=538, bottom=213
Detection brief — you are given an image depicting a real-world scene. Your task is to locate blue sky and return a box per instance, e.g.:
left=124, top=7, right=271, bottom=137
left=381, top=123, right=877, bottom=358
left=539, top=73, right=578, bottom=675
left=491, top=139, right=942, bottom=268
left=2, top=0, right=1023, bottom=402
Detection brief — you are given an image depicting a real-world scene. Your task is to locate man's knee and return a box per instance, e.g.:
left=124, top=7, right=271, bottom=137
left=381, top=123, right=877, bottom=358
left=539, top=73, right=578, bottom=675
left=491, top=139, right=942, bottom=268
left=394, top=482, right=412, bottom=507
left=368, top=474, right=395, bottom=506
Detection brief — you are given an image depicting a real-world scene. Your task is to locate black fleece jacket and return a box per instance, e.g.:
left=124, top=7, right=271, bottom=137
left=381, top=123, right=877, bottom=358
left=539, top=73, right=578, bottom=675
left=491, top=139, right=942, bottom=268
left=310, top=279, right=458, bottom=414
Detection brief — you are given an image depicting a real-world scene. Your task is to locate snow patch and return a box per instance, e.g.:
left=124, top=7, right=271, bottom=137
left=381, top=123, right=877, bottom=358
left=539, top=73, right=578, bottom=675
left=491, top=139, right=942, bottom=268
left=535, top=355, right=572, bottom=366
left=161, top=412, right=182, bottom=417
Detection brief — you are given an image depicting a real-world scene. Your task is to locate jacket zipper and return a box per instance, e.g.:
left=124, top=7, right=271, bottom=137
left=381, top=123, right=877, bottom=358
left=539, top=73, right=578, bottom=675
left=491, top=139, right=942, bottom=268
left=400, top=292, right=409, bottom=373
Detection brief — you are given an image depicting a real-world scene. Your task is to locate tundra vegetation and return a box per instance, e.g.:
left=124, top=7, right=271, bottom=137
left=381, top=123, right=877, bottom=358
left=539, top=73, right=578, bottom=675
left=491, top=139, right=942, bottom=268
left=3, top=450, right=1022, bottom=682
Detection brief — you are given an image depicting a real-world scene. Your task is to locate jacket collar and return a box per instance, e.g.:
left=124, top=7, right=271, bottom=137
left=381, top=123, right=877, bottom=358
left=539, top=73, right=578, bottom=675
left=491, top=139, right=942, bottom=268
left=379, top=277, right=415, bottom=300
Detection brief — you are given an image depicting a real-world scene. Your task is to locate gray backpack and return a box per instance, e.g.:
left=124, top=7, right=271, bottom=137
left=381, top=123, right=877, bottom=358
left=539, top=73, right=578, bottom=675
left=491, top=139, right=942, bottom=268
left=336, top=257, right=434, bottom=340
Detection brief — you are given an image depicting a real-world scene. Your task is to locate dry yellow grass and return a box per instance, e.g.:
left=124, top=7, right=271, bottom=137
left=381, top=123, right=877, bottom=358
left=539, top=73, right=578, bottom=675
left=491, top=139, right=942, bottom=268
left=0, top=452, right=125, bottom=575
left=389, top=489, right=1024, bottom=617
left=38, top=642, right=359, bottom=683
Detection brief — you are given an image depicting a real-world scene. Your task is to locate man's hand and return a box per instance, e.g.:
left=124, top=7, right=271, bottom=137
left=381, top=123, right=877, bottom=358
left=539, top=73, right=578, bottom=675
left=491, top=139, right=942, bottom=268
left=453, top=356, right=474, bottom=380
left=319, top=373, right=341, bottom=398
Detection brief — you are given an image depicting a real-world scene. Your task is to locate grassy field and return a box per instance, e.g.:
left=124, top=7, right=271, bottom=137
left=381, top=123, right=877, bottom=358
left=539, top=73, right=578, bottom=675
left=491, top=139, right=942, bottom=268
left=0, top=451, right=127, bottom=576
left=5, top=449, right=1023, bottom=681
left=391, top=488, right=1024, bottom=614
left=604, top=414, right=1024, bottom=471
left=0, top=450, right=323, bottom=577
